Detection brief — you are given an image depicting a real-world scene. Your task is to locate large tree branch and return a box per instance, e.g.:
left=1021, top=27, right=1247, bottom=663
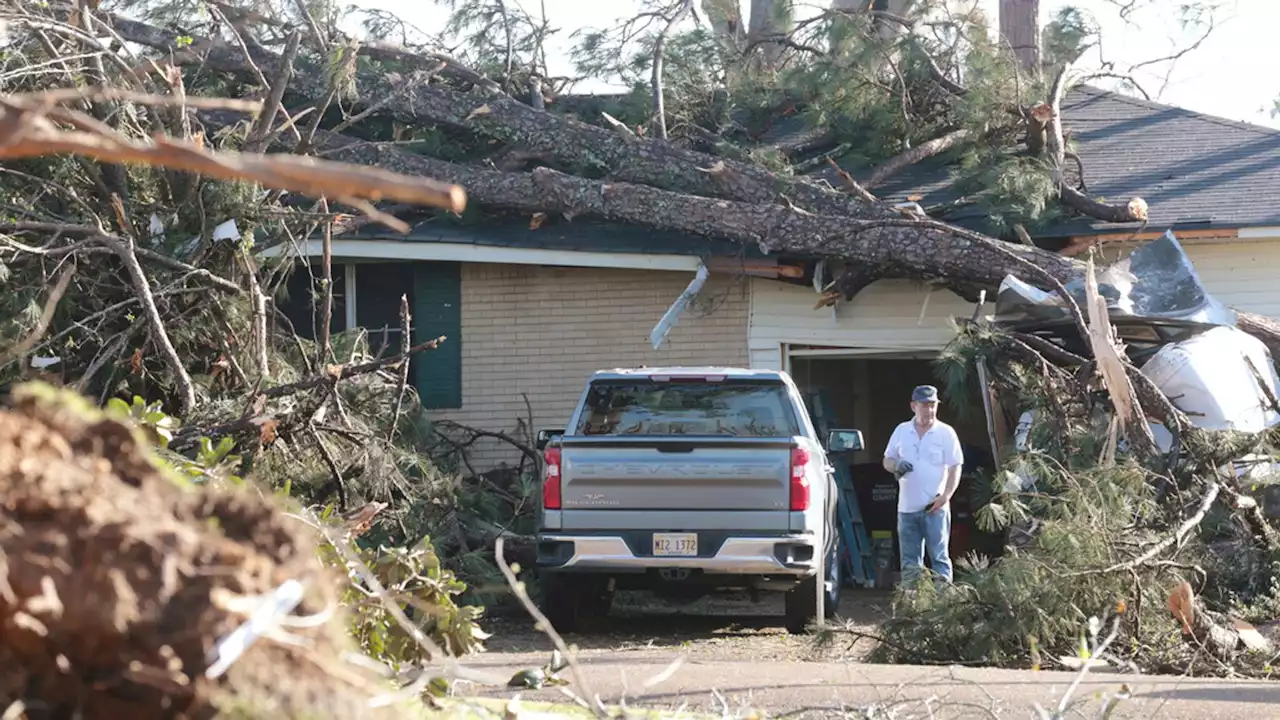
left=98, top=234, right=198, bottom=416
left=1037, top=64, right=1148, bottom=225
left=650, top=0, right=694, bottom=140
left=103, top=10, right=890, bottom=221
left=243, top=29, right=301, bottom=153
left=301, top=128, right=1280, bottom=357
left=1046, top=65, right=1069, bottom=188
left=1060, top=186, right=1149, bottom=223
left=0, top=92, right=467, bottom=221
left=1235, top=312, right=1280, bottom=361
left=863, top=128, right=972, bottom=189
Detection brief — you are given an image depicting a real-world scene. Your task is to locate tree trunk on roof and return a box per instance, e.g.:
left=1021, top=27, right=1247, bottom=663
left=300, top=128, right=1081, bottom=288
left=123, top=17, right=891, bottom=218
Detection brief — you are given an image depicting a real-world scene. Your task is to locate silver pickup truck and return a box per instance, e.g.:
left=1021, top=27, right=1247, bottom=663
left=534, top=366, right=864, bottom=634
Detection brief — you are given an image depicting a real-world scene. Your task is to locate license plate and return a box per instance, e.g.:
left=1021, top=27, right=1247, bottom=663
left=653, top=533, right=698, bottom=557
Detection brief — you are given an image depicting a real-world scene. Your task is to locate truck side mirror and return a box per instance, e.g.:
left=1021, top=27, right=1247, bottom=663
left=827, top=429, right=864, bottom=453
left=535, top=428, right=564, bottom=451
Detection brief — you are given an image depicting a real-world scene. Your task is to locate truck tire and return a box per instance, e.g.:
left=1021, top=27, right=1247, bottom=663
left=540, top=573, right=612, bottom=633
left=539, top=572, right=584, bottom=633
left=784, top=542, right=841, bottom=634
left=783, top=575, right=817, bottom=634
left=826, top=541, right=843, bottom=615
left=581, top=580, right=615, bottom=618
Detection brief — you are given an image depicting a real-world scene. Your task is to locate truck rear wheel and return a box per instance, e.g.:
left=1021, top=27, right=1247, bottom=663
left=783, top=576, right=817, bottom=634
left=784, top=542, right=840, bottom=634
left=540, top=573, right=612, bottom=633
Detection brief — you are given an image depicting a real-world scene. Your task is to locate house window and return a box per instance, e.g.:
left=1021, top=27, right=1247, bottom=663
left=355, top=263, right=414, bottom=358
left=277, top=262, right=348, bottom=340
left=273, top=259, right=463, bottom=411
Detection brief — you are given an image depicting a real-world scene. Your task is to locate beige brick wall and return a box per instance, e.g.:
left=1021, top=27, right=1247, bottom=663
left=432, top=263, right=749, bottom=472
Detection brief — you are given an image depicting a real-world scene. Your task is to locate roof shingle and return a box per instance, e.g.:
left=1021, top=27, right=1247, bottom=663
left=815, top=86, right=1280, bottom=237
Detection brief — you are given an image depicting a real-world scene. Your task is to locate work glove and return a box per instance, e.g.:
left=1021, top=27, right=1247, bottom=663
left=893, top=460, right=913, bottom=479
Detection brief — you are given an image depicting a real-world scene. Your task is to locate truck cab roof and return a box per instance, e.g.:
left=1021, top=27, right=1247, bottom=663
left=587, top=367, right=789, bottom=381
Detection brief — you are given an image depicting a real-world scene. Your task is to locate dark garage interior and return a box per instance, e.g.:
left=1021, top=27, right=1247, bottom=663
left=789, top=352, right=1003, bottom=586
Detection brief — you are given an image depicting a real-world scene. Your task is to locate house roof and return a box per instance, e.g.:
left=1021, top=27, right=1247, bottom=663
left=808, top=86, right=1280, bottom=238
left=340, top=217, right=764, bottom=258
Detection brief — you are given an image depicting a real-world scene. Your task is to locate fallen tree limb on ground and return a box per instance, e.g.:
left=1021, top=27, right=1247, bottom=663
left=862, top=313, right=1280, bottom=676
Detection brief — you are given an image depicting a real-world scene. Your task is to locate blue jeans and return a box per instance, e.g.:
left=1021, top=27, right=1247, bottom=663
left=898, top=506, right=952, bottom=585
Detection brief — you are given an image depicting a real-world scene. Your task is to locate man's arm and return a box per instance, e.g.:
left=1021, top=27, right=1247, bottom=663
left=940, top=464, right=962, bottom=500
left=882, top=425, right=903, bottom=473
left=932, top=429, right=965, bottom=509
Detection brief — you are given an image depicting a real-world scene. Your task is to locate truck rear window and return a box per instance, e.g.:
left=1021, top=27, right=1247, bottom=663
left=575, top=380, right=801, bottom=437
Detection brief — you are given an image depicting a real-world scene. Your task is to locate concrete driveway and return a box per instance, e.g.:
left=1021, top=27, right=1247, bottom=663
left=461, top=649, right=1280, bottom=719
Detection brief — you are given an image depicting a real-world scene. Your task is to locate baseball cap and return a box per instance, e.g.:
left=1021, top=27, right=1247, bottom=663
left=911, top=385, right=939, bottom=403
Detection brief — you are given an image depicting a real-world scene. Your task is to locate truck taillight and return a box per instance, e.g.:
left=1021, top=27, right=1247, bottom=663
left=542, top=447, right=562, bottom=510
left=789, top=446, right=810, bottom=511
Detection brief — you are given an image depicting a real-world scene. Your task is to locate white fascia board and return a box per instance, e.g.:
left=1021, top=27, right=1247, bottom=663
left=1235, top=226, right=1280, bottom=240
left=256, top=239, right=704, bottom=272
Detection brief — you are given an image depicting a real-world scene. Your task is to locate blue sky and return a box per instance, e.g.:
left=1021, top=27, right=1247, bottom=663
left=344, top=0, right=1278, bottom=129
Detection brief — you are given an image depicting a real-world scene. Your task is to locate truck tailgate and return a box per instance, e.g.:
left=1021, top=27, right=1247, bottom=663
left=559, top=438, right=793, bottom=511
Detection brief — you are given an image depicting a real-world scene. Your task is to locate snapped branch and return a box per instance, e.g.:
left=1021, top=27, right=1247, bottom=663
left=0, top=91, right=468, bottom=228
left=1035, top=63, right=1148, bottom=226
left=862, top=128, right=972, bottom=189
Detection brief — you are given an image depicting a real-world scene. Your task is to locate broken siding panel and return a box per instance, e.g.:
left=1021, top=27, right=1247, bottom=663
left=1090, top=239, right=1280, bottom=319
left=744, top=238, right=1280, bottom=372
left=748, top=277, right=976, bottom=354
left=432, top=264, right=750, bottom=471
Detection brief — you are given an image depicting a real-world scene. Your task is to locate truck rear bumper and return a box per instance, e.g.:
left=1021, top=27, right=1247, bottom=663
left=536, top=534, right=819, bottom=575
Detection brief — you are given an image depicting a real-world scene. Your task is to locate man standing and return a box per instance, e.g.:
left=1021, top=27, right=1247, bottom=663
left=882, top=385, right=964, bottom=586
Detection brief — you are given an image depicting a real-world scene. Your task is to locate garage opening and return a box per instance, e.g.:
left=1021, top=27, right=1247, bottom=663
left=788, top=349, right=1003, bottom=587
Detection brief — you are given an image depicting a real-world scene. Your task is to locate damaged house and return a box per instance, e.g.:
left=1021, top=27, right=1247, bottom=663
left=266, top=85, right=1280, bottom=553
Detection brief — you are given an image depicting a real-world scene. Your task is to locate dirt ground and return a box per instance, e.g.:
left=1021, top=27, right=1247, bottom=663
left=483, top=588, right=894, bottom=663
left=0, top=384, right=382, bottom=719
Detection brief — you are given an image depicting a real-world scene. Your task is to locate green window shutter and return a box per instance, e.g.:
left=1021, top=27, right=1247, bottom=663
left=412, top=261, right=463, bottom=409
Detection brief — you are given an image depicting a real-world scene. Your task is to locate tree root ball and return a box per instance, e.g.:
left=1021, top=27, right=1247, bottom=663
left=0, top=383, right=379, bottom=719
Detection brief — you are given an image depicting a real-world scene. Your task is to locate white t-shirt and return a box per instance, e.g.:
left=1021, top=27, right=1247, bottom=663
left=883, top=419, right=964, bottom=513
